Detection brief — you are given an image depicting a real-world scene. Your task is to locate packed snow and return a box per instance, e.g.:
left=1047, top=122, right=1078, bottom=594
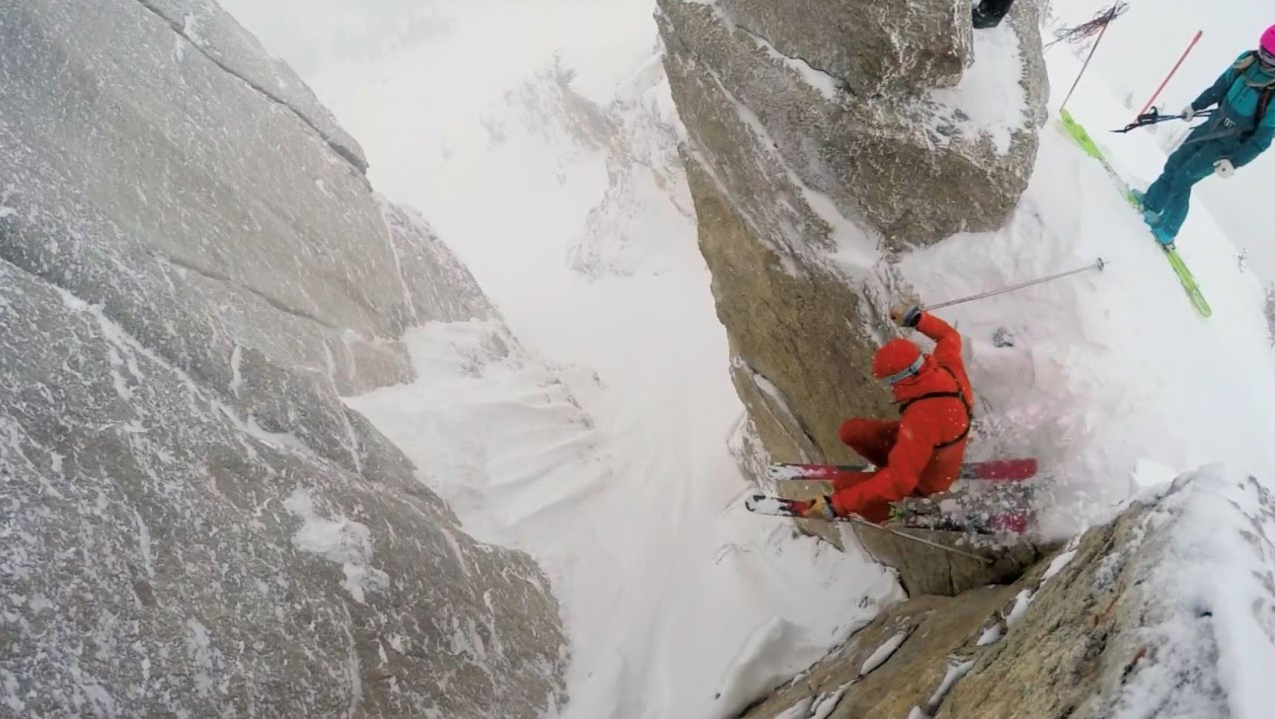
left=809, top=683, right=852, bottom=719
left=976, top=624, right=1003, bottom=647
left=1041, top=548, right=1078, bottom=582
left=1005, top=589, right=1035, bottom=627
left=927, top=20, right=1027, bottom=154
left=773, top=698, right=814, bottom=719
left=906, top=659, right=976, bottom=719
left=927, top=660, right=976, bottom=710
left=220, top=1, right=1275, bottom=717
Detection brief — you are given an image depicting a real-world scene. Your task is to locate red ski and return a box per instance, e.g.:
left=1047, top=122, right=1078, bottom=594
left=766, top=458, right=1036, bottom=483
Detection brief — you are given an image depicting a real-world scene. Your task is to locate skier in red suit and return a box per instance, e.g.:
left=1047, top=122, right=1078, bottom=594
left=801, top=305, right=973, bottom=524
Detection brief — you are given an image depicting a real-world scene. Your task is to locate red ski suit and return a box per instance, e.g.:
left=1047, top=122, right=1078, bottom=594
left=831, top=312, right=973, bottom=523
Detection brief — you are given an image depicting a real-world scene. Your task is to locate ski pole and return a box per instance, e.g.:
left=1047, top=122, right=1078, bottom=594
left=923, top=258, right=1105, bottom=311
left=1136, top=29, right=1203, bottom=118
left=848, top=517, right=993, bottom=565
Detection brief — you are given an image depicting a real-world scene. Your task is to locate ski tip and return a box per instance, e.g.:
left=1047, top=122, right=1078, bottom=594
left=1192, top=296, right=1213, bottom=318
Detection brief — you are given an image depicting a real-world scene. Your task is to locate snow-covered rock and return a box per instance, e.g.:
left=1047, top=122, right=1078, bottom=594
left=737, top=466, right=1275, bottom=719
left=720, top=0, right=972, bottom=96
left=133, top=0, right=368, bottom=172
left=942, top=466, right=1275, bottom=719
left=0, top=0, right=564, bottom=715
left=658, top=0, right=1047, bottom=248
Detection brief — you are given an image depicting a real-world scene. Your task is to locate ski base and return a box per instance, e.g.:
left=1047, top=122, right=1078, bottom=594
left=766, top=458, right=1037, bottom=483
left=744, top=494, right=1032, bottom=536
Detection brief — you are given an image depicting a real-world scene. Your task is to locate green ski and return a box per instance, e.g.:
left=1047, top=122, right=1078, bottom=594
left=1058, top=109, right=1212, bottom=318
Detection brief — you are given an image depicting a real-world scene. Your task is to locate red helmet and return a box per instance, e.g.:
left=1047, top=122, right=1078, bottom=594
left=1262, top=24, right=1275, bottom=56
left=872, top=339, right=923, bottom=384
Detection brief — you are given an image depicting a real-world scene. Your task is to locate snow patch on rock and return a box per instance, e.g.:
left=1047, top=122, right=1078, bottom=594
left=1114, top=467, right=1275, bottom=718
left=739, top=25, right=841, bottom=102
left=809, top=682, right=852, bottom=718
left=283, top=488, right=390, bottom=604
left=928, top=24, right=1027, bottom=154
left=713, top=617, right=843, bottom=715
left=1006, top=589, right=1034, bottom=627
left=858, top=631, right=907, bottom=676
left=1042, top=549, right=1077, bottom=582
left=773, top=696, right=815, bottom=719
left=976, top=624, right=1003, bottom=647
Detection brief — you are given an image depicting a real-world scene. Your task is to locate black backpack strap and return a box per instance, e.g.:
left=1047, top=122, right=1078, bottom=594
left=1250, top=85, right=1275, bottom=141
left=897, top=367, right=973, bottom=450
left=1237, top=55, right=1275, bottom=142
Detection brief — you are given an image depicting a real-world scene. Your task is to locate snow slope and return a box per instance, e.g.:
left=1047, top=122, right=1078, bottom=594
left=1046, top=0, right=1275, bottom=301
left=222, top=2, right=902, bottom=718
left=896, top=30, right=1275, bottom=536
left=345, top=317, right=902, bottom=719
left=328, top=37, right=908, bottom=711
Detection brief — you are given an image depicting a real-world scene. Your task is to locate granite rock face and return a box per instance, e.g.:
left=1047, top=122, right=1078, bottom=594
left=738, top=468, right=1275, bottom=719
left=719, top=0, right=972, bottom=96
left=659, top=0, right=1047, bottom=249
left=135, top=0, right=369, bottom=172
left=0, top=0, right=565, bottom=715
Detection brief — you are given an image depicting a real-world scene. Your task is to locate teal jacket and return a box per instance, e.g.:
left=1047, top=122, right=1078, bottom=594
left=1191, top=51, right=1275, bottom=167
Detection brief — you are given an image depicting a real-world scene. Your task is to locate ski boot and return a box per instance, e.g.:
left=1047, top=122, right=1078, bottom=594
left=1139, top=197, right=1165, bottom=233
left=1150, top=225, right=1176, bottom=248
left=972, top=0, right=1014, bottom=28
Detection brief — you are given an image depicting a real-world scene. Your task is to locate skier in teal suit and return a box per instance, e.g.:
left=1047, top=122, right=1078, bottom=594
left=1136, top=26, right=1275, bottom=246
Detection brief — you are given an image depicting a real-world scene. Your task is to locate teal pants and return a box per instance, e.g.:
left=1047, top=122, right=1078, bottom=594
left=1143, top=132, right=1235, bottom=240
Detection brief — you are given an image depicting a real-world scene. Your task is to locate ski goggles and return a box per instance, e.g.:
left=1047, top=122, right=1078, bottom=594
left=882, top=355, right=924, bottom=385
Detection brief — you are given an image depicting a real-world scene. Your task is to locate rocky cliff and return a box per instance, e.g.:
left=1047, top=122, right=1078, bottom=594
left=656, top=0, right=1048, bottom=485
left=734, top=467, right=1275, bottom=718
left=0, top=0, right=565, bottom=715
